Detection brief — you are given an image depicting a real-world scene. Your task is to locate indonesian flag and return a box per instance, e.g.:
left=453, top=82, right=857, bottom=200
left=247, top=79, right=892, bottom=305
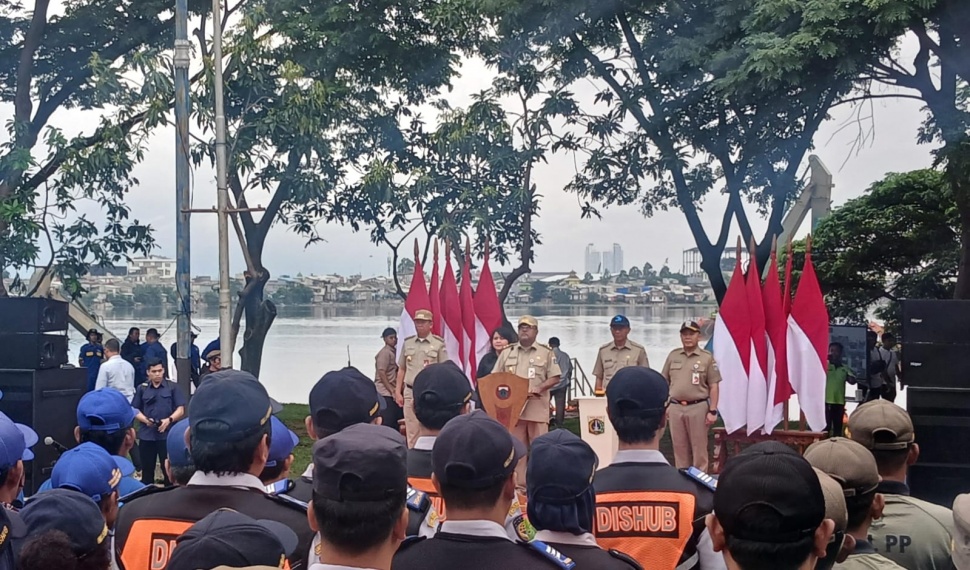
left=429, top=240, right=443, bottom=336
left=459, top=241, right=477, bottom=381
left=440, top=247, right=464, bottom=372
left=763, top=243, right=790, bottom=434
left=473, top=244, right=503, bottom=382
left=398, top=240, right=432, bottom=341
left=745, top=247, right=768, bottom=435
left=786, top=238, right=828, bottom=432
left=712, top=245, right=750, bottom=434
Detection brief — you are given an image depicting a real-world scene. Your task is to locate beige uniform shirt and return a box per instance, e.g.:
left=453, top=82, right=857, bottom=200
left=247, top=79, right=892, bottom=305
left=398, top=334, right=448, bottom=387
left=661, top=347, right=721, bottom=402
left=492, top=343, right=562, bottom=423
left=592, top=340, right=649, bottom=386
left=375, top=344, right=398, bottom=397
left=836, top=552, right=908, bottom=570
left=868, top=491, right=955, bottom=570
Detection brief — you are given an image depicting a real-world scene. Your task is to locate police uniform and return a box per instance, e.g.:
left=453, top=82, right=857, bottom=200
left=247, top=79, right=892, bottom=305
left=398, top=312, right=448, bottom=448
left=79, top=335, right=105, bottom=392
left=660, top=336, right=721, bottom=471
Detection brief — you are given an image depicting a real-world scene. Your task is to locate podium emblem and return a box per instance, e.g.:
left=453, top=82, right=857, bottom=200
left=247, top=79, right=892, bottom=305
left=588, top=416, right=606, bottom=435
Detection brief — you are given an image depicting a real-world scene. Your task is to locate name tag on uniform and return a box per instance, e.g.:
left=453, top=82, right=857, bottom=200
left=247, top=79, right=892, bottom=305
left=423, top=359, right=431, bottom=368
left=692, top=372, right=700, bottom=385
left=528, top=367, right=536, bottom=379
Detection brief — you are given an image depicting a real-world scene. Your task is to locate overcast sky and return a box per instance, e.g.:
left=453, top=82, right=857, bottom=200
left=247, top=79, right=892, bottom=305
left=6, top=23, right=934, bottom=279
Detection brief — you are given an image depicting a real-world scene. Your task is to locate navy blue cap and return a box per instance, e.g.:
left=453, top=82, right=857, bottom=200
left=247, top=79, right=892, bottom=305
left=413, top=363, right=473, bottom=413
left=76, top=388, right=136, bottom=432
left=606, top=367, right=669, bottom=418
left=308, top=367, right=385, bottom=434
left=167, top=508, right=298, bottom=570
left=166, top=418, right=192, bottom=467
left=610, top=315, right=631, bottom=328
left=267, top=415, right=299, bottom=468
left=312, top=423, right=407, bottom=502
left=527, top=430, right=598, bottom=502
left=0, top=412, right=37, bottom=468
left=432, top=410, right=527, bottom=490
left=191, top=370, right=273, bottom=442
left=20, top=489, right=109, bottom=556
left=50, top=442, right=121, bottom=503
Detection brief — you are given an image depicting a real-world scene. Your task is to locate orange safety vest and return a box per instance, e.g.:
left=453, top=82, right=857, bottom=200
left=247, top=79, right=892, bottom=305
left=594, top=490, right=698, bottom=570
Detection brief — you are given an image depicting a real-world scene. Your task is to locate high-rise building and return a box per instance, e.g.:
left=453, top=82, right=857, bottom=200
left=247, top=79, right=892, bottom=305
left=612, top=243, right=624, bottom=274
left=585, top=243, right=601, bottom=274
left=602, top=251, right=615, bottom=274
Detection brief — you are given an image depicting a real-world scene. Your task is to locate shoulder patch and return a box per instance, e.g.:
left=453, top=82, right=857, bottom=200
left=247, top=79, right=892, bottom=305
left=681, top=466, right=717, bottom=492
left=406, top=487, right=430, bottom=513
left=522, top=540, right=576, bottom=569
left=608, top=549, right=643, bottom=569
left=267, top=491, right=308, bottom=511
left=119, top=483, right=174, bottom=504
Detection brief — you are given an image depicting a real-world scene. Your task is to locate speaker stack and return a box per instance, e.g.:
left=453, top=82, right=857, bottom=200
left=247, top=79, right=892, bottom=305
left=901, top=300, right=970, bottom=507
left=0, top=298, right=85, bottom=494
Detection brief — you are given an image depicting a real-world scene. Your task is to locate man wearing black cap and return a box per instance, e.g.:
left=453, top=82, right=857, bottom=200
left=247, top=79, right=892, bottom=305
left=308, top=423, right=410, bottom=570
left=166, top=508, right=298, bottom=570
left=593, top=315, right=649, bottom=396
left=114, top=370, right=313, bottom=570
left=393, top=410, right=571, bottom=570
left=706, top=445, right=835, bottom=570
left=79, top=328, right=105, bottom=393
left=594, top=367, right=725, bottom=570
left=528, top=430, right=641, bottom=569
left=375, top=327, right=402, bottom=431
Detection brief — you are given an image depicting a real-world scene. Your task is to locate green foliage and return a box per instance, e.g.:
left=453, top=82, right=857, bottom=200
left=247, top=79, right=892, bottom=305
left=616, top=269, right=629, bottom=284
left=530, top=281, right=550, bottom=302
left=550, top=287, right=571, bottom=304
left=628, top=266, right=643, bottom=280
left=396, top=258, right=415, bottom=278
left=272, top=281, right=314, bottom=305
left=131, top=284, right=176, bottom=306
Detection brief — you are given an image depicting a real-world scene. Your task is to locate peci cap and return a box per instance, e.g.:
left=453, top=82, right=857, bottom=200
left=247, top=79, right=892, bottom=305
left=517, top=315, right=538, bottom=328
left=680, top=320, right=701, bottom=333
left=413, top=363, right=473, bottom=413
left=527, top=430, right=597, bottom=502
left=266, top=416, right=299, bottom=468
left=76, top=388, right=136, bottom=433
left=953, top=494, right=970, bottom=570
left=312, top=423, right=407, bottom=502
left=715, top=447, right=825, bottom=543
left=190, top=370, right=272, bottom=443
left=166, top=508, right=298, bottom=570
left=804, top=437, right=880, bottom=498
left=50, top=442, right=121, bottom=503
left=848, top=400, right=915, bottom=451
left=414, top=309, right=433, bottom=322
left=20, top=489, right=109, bottom=557
left=166, top=418, right=192, bottom=467
left=610, top=315, right=631, bottom=328
left=814, top=468, right=848, bottom=532
left=308, top=367, right=385, bottom=434
left=432, top=410, right=526, bottom=489
left=381, top=327, right=397, bottom=338
left=606, top=367, right=669, bottom=418
left=0, top=412, right=37, bottom=469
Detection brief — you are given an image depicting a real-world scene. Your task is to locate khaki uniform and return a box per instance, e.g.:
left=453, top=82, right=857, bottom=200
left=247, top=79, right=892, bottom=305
left=868, top=491, right=955, bottom=570
left=592, top=341, right=649, bottom=387
left=375, top=344, right=398, bottom=397
left=660, top=347, right=721, bottom=471
left=492, top=342, right=561, bottom=491
left=398, top=334, right=448, bottom=447
left=836, top=545, right=908, bottom=570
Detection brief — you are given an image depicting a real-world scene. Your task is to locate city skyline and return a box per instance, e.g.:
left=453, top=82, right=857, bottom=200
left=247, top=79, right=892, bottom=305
left=585, top=243, right=625, bottom=275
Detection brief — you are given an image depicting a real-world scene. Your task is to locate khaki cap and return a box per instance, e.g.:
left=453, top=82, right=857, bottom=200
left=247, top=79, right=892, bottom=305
left=518, top=315, right=538, bottom=328
left=813, top=467, right=848, bottom=531
left=414, top=309, right=433, bottom=321
left=953, top=494, right=970, bottom=570
left=804, top=437, right=880, bottom=497
left=848, top=400, right=914, bottom=450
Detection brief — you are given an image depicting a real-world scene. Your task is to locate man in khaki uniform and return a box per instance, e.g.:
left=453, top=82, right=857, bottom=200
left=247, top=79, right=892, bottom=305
left=660, top=320, right=720, bottom=471
left=954, top=494, right=970, bottom=570
left=492, top=315, right=561, bottom=493
left=375, top=327, right=402, bottom=432
left=848, top=400, right=955, bottom=570
left=593, top=315, right=649, bottom=394
left=395, top=309, right=448, bottom=448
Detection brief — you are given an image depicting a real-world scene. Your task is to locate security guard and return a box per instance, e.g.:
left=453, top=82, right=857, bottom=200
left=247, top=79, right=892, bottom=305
left=848, top=400, right=955, bottom=570
left=593, top=315, right=649, bottom=394
left=395, top=309, right=448, bottom=448
left=594, top=367, right=725, bottom=570
left=132, top=359, right=187, bottom=485
left=492, top=315, right=561, bottom=493
left=393, top=411, right=572, bottom=570
left=660, top=320, right=721, bottom=471
left=78, top=328, right=105, bottom=392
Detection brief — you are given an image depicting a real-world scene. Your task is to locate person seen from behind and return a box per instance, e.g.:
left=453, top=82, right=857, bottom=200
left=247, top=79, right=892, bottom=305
left=17, top=489, right=112, bottom=570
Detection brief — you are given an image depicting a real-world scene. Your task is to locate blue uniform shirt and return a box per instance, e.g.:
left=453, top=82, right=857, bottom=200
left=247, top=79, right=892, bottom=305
left=142, top=341, right=170, bottom=378
left=131, top=380, right=186, bottom=441
left=79, top=343, right=104, bottom=392
left=169, top=342, right=201, bottom=377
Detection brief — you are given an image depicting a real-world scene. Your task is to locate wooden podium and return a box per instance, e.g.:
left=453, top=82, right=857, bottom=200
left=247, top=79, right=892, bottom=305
left=477, top=372, right=530, bottom=431
left=576, top=396, right=618, bottom=467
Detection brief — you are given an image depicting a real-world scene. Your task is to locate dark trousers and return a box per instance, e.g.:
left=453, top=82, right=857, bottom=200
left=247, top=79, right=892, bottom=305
left=380, top=396, right=404, bottom=433
left=130, top=441, right=141, bottom=470
left=139, top=439, right=170, bottom=485
left=551, top=387, right=568, bottom=428
left=825, top=404, right=845, bottom=437
left=864, top=385, right=885, bottom=403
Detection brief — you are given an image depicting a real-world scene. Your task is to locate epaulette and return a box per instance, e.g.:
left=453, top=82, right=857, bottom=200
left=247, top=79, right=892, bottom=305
left=397, top=535, right=426, bottom=552
left=404, top=334, right=417, bottom=341
left=680, top=466, right=717, bottom=492
left=267, top=491, right=308, bottom=511
left=119, top=483, right=174, bottom=504
left=537, top=343, right=552, bottom=351
left=140, top=382, right=149, bottom=387
left=406, top=487, right=430, bottom=514
left=430, top=334, right=445, bottom=342
left=628, top=340, right=645, bottom=349
left=608, top=549, right=643, bottom=569
left=600, top=341, right=614, bottom=349
left=521, top=540, right=576, bottom=569
left=511, top=512, right=535, bottom=542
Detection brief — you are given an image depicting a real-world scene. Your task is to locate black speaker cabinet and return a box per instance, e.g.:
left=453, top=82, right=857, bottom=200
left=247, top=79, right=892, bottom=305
left=900, top=343, right=970, bottom=389
left=0, top=368, right=86, bottom=494
left=901, top=299, right=970, bottom=344
left=0, top=298, right=69, bottom=334
left=909, top=464, right=970, bottom=509
left=0, top=333, right=68, bottom=369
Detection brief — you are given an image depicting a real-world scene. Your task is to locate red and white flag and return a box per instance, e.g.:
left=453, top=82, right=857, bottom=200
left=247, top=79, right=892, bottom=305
left=786, top=238, right=828, bottom=432
left=398, top=240, right=431, bottom=341
left=459, top=242, right=477, bottom=381
left=473, top=244, right=503, bottom=382
left=429, top=240, right=443, bottom=336
left=762, top=242, right=791, bottom=433
left=440, top=247, right=464, bottom=372
left=745, top=246, right=768, bottom=435
left=712, top=244, right=750, bottom=434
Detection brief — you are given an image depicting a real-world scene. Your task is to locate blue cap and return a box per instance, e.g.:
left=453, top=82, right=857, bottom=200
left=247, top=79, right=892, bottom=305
left=167, top=418, right=192, bottom=467
left=76, top=388, right=136, bottom=432
left=20, top=489, right=108, bottom=556
left=191, top=370, right=272, bottom=442
left=50, top=442, right=121, bottom=503
left=266, top=415, right=299, bottom=468
left=0, top=412, right=38, bottom=468
left=610, top=315, right=631, bottom=327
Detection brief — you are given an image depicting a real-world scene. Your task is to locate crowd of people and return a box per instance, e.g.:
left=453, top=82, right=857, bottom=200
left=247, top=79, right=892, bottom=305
left=0, top=312, right=963, bottom=570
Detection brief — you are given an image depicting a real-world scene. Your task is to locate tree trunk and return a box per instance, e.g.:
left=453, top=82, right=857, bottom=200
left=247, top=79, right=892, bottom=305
left=948, top=141, right=970, bottom=299
left=238, top=270, right=277, bottom=377
left=700, top=248, right=728, bottom=304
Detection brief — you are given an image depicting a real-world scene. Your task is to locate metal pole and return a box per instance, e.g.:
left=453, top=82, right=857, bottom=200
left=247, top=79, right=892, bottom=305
left=174, top=0, right=193, bottom=398
left=212, top=0, right=233, bottom=368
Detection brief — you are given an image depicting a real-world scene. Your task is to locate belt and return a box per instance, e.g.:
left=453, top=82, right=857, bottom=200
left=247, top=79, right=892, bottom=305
left=672, top=398, right=706, bottom=406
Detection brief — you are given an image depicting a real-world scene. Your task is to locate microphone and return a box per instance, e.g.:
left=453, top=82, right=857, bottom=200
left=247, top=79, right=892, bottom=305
left=44, top=437, right=69, bottom=454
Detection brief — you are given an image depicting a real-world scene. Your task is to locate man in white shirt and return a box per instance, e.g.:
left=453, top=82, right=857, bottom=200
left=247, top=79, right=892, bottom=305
left=95, top=338, right=136, bottom=402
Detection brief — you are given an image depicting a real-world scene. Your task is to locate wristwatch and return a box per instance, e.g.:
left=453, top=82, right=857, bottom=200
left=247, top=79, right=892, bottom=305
left=707, top=409, right=718, bottom=415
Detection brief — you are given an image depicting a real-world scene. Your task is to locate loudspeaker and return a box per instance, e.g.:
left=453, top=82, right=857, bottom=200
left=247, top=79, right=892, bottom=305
left=901, top=343, right=970, bottom=389
left=908, top=464, right=970, bottom=509
left=901, top=299, right=970, bottom=344
left=0, top=368, right=86, bottom=494
left=0, top=298, right=69, bottom=334
left=0, top=334, right=68, bottom=369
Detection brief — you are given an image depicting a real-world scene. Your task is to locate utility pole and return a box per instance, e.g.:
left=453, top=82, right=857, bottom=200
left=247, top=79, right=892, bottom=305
left=174, top=0, right=193, bottom=398
left=212, top=0, right=233, bottom=368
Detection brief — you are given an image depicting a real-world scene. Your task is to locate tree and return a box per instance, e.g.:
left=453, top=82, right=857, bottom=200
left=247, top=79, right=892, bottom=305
left=582, top=271, right=593, bottom=284
left=642, top=262, right=659, bottom=285
left=529, top=281, right=550, bottom=302
left=616, top=269, right=629, bottom=284
left=272, top=282, right=314, bottom=306
left=396, top=258, right=415, bottom=279
left=600, top=270, right=611, bottom=284
left=628, top=265, right=642, bottom=280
